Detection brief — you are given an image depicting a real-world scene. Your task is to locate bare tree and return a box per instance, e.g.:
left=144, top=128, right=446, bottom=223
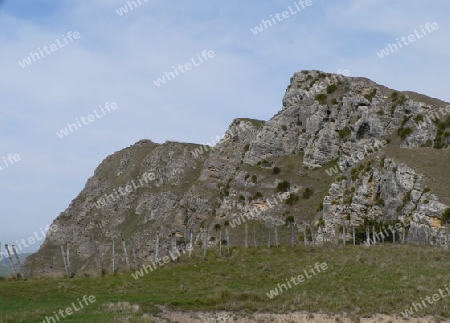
left=286, top=216, right=295, bottom=248
left=214, top=223, right=222, bottom=256
left=224, top=221, right=230, bottom=256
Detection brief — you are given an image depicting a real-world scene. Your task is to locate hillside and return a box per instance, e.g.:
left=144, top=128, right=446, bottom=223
left=23, top=70, right=450, bottom=278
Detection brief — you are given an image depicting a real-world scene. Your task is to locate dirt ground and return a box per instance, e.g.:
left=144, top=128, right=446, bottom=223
left=140, top=306, right=450, bottom=323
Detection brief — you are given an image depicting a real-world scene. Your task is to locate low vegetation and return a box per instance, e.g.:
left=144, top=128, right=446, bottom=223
left=2, top=245, right=450, bottom=321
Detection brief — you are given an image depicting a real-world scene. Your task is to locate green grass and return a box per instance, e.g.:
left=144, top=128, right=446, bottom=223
left=2, top=245, right=450, bottom=322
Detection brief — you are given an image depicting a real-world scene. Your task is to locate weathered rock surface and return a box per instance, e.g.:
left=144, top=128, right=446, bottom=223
left=24, top=70, right=450, bottom=277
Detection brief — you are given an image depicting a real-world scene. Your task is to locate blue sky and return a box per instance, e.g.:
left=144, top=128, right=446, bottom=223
left=0, top=0, right=449, bottom=251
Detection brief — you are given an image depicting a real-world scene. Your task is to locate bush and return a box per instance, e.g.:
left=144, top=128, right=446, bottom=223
left=315, top=94, right=327, bottom=104
left=331, top=98, right=338, bottom=104
left=339, top=126, right=351, bottom=140
left=302, top=188, right=314, bottom=199
left=414, top=114, right=424, bottom=123
left=285, top=216, right=295, bottom=225
left=316, top=203, right=324, bottom=212
left=401, top=116, right=411, bottom=127
left=326, top=84, right=337, bottom=94
left=397, top=127, right=413, bottom=140
left=253, top=192, right=263, bottom=199
left=442, top=208, right=450, bottom=224
left=251, top=175, right=257, bottom=183
left=277, top=181, right=290, bottom=193
left=285, top=194, right=300, bottom=206
left=244, top=144, right=250, bottom=152
left=364, top=89, right=377, bottom=102
left=272, top=167, right=281, bottom=175
left=281, top=125, right=287, bottom=131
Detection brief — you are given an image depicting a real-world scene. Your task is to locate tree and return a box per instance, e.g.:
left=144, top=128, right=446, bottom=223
left=214, top=223, right=222, bottom=256
left=442, top=208, right=450, bottom=225
left=224, top=221, right=230, bottom=256
left=277, top=181, right=291, bottom=193
left=286, top=216, right=295, bottom=248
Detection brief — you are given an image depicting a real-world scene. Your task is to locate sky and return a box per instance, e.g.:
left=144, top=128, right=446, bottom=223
left=0, top=0, right=449, bottom=252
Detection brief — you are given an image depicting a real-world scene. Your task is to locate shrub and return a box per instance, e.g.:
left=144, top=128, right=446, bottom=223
left=285, top=216, right=295, bottom=225
left=326, top=84, right=337, bottom=94
left=442, top=208, right=450, bottom=224
left=302, top=188, right=314, bottom=199
left=397, top=127, right=413, bottom=140
left=272, top=167, right=281, bottom=175
left=414, top=114, right=424, bottom=123
left=285, top=194, right=300, bottom=206
left=423, top=187, right=431, bottom=193
left=244, top=174, right=250, bottom=180
left=238, top=195, right=245, bottom=202
left=253, top=192, right=263, bottom=199
left=277, top=181, right=290, bottom=193
left=281, top=125, right=287, bottom=131
left=331, top=98, right=338, bottom=104
left=339, top=126, right=351, bottom=140
left=251, top=175, right=257, bottom=183
left=401, top=116, right=411, bottom=127
left=315, top=94, right=327, bottom=104
left=244, top=144, right=250, bottom=152
left=316, top=203, right=324, bottom=212
left=364, top=89, right=377, bottom=102
left=345, top=196, right=353, bottom=205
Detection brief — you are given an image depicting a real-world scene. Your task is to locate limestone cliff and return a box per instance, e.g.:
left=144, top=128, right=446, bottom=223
left=24, top=70, right=450, bottom=277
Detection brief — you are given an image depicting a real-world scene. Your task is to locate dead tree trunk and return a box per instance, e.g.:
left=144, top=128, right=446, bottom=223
left=171, top=233, right=177, bottom=255
left=155, top=232, right=159, bottom=261
left=226, top=228, right=230, bottom=256
left=244, top=224, right=248, bottom=249
left=60, top=245, right=70, bottom=278
left=122, top=239, right=130, bottom=270
left=5, top=244, right=17, bottom=278
left=203, top=229, right=208, bottom=257
left=189, top=232, right=193, bottom=258
left=132, top=244, right=138, bottom=268
left=112, top=239, right=115, bottom=274
left=274, top=226, right=279, bottom=248
left=343, top=224, right=346, bottom=246
left=303, top=226, right=307, bottom=246
left=291, top=223, right=295, bottom=248
left=11, top=245, right=24, bottom=279
left=334, top=224, right=339, bottom=246
left=219, top=230, right=222, bottom=256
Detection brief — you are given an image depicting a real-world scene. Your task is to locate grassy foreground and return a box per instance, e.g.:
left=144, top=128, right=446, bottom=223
left=1, top=244, right=450, bottom=322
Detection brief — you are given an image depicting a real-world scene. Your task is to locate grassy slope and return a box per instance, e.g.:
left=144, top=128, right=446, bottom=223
left=2, top=245, right=450, bottom=322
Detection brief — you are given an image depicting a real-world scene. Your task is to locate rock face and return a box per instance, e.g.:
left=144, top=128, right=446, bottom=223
left=24, top=70, right=450, bottom=277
